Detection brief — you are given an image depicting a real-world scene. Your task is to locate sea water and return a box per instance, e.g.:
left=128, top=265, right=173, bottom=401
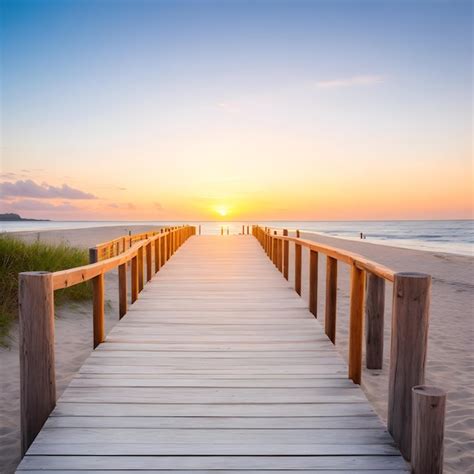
left=1, top=220, right=472, bottom=256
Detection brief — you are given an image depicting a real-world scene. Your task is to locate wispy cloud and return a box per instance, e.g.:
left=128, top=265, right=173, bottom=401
left=316, top=74, right=385, bottom=89
left=0, top=179, right=97, bottom=199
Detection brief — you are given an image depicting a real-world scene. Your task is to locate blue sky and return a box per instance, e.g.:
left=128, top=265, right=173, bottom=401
left=0, top=0, right=472, bottom=220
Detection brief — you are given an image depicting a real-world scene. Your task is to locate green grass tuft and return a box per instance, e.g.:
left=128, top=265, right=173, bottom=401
left=0, top=235, right=92, bottom=345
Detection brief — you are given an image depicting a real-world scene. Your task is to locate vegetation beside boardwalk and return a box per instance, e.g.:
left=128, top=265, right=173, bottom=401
left=0, top=235, right=92, bottom=345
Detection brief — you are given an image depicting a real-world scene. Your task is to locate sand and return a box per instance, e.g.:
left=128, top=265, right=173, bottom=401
left=0, top=226, right=472, bottom=473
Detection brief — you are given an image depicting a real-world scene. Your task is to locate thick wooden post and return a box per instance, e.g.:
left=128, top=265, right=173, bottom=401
left=89, top=247, right=98, bottom=264
left=273, top=232, right=278, bottom=266
left=199, top=224, right=201, bottom=235
left=247, top=225, right=249, bottom=234
left=137, top=246, right=144, bottom=292
left=325, top=256, right=337, bottom=343
left=295, top=243, right=302, bottom=296
left=411, top=385, right=446, bottom=474
left=242, top=225, right=245, bottom=234
left=118, top=263, right=127, bottom=319
left=161, top=235, right=166, bottom=267
left=283, top=229, right=289, bottom=280
left=296, top=229, right=300, bottom=238
left=19, top=272, right=55, bottom=455
left=221, top=226, right=223, bottom=236
left=92, top=272, right=105, bottom=348
left=348, top=265, right=364, bottom=384
left=146, top=243, right=152, bottom=282
left=388, top=272, right=431, bottom=460
left=365, top=273, right=385, bottom=369
left=309, top=250, right=318, bottom=317
left=131, top=255, right=138, bottom=303
left=154, top=238, right=160, bottom=272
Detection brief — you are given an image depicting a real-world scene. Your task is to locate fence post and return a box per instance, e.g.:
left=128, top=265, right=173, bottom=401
left=146, top=242, right=152, bottom=282
left=118, top=263, right=127, bottom=319
left=295, top=242, right=302, bottom=296
left=283, top=229, right=289, bottom=280
left=348, top=265, right=364, bottom=384
left=137, top=246, right=144, bottom=292
left=154, top=238, right=160, bottom=273
left=325, top=256, right=337, bottom=343
left=131, top=255, right=138, bottom=303
left=19, top=272, right=55, bottom=455
left=411, top=385, right=446, bottom=474
left=309, top=250, right=318, bottom=317
left=365, top=273, right=385, bottom=369
left=388, top=272, right=431, bottom=460
left=92, top=272, right=105, bottom=348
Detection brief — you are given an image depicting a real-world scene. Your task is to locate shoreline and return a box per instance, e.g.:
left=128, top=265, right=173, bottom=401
left=0, top=225, right=472, bottom=473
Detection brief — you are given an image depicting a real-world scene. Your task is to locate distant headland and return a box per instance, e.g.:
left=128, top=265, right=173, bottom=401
left=0, top=213, right=50, bottom=222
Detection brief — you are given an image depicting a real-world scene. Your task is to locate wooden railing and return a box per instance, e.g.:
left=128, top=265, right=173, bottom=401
left=18, top=225, right=195, bottom=455
left=252, top=225, right=444, bottom=468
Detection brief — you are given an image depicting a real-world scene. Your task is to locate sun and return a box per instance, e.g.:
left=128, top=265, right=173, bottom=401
left=215, top=206, right=229, bottom=218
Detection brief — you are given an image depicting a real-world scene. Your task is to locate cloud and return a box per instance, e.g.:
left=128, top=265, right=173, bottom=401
left=316, top=75, right=385, bottom=89
left=0, top=179, right=97, bottom=199
left=9, top=199, right=79, bottom=211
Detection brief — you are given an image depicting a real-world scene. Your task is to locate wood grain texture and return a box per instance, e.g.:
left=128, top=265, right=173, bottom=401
left=17, top=236, right=407, bottom=472
left=411, top=385, right=446, bottom=474
left=365, top=273, right=385, bottom=369
left=92, top=272, right=105, bottom=348
left=325, top=256, right=337, bottom=343
left=19, top=272, right=56, bottom=455
left=118, top=263, right=127, bottom=319
left=388, top=272, right=431, bottom=461
left=348, top=265, right=364, bottom=384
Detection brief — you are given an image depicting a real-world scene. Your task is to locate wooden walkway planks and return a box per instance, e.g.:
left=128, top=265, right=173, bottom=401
left=17, top=235, right=409, bottom=472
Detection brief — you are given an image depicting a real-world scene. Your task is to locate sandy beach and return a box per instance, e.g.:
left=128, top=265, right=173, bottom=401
left=1, top=226, right=473, bottom=473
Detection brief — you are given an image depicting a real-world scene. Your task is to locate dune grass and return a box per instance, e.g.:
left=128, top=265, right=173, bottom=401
left=0, top=235, right=92, bottom=345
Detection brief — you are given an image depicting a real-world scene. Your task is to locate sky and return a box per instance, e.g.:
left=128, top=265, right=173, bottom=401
left=0, top=0, right=472, bottom=221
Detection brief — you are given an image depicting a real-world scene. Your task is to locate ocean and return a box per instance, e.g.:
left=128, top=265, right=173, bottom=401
left=1, top=220, right=472, bottom=256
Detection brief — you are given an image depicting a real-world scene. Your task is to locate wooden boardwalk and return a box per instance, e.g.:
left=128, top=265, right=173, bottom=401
left=17, top=235, right=409, bottom=472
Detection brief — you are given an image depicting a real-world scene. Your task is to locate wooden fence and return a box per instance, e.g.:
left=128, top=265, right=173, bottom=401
left=18, top=225, right=195, bottom=455
left=252, top=225, right=444, bottom=469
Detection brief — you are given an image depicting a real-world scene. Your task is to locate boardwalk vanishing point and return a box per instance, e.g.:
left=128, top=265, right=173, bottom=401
left=17, top=226, right=445, bottom=472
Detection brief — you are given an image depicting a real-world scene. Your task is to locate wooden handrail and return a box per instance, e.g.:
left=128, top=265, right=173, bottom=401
left=252, top=224, right=433, bottom=462
left=18, top=225, right=196, bottom=454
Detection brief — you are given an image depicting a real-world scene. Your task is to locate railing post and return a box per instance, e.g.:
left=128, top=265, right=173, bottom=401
left=154, top=238, right=160, bottom=273
left=283, top=229, right=289, bottom=280
left=89, top=247, right=98, bottom=264
left=118, top=263, right=127, bottom=318
left=92, top=272, right=105, bottom=348
left=388, top=272, right=431, bottom=460
left=324, top=256, right=337, bottom=343
left=247, top=225, right=249, bottom=234
left=296, top=229, right=300, bottom=238
left=19, top=271, right=55, bottom=455
left=309, top=250, right=318, bottom=317
left=161, top=234, right=166, bottom=267
left=146, top=242, right=152, bottom=282
left=242, top=225, right=245, bottom=234
left=295, top=242, right=302, bottom=296
left=131, top=255, right=138, bottom=303
left=365, top=273, right=385, bottom=369
left=273, top=232, right=278, bottom=266
left=411, top=385, right=446, bottom=474
left=348, top=265, right=364, bottom=384
left=199, top=224, right=201, bottom=235
left=137, top=246, right=144, bottom=292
